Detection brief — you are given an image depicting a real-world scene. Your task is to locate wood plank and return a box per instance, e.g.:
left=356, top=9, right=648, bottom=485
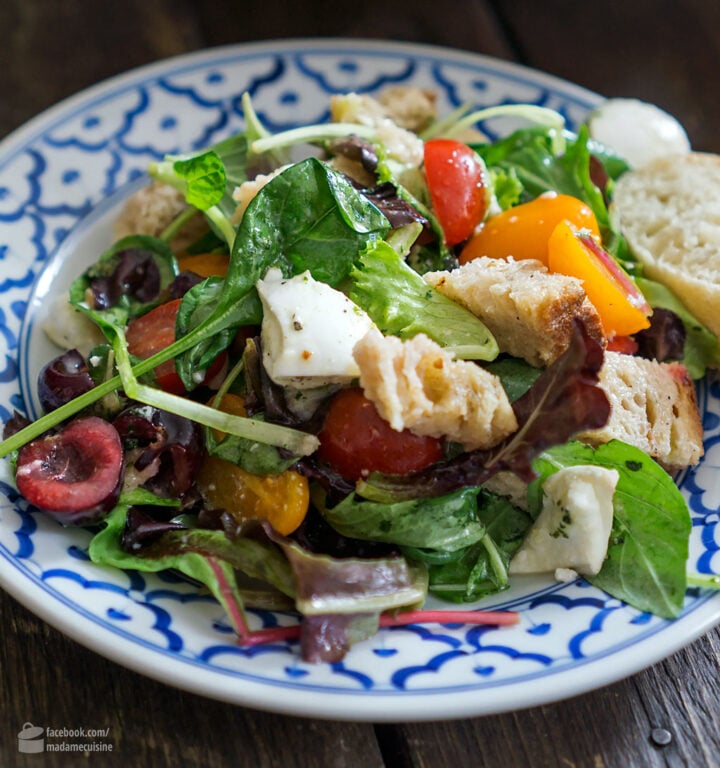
left=192, top=0, right=514, bottom=59
left=2, top=0, right=203, bottom=139
left=386, top=629, right=720, bottom=768
left=0, top=593, right=384, bottom=768
left=490, top=0, right=720, bottom=152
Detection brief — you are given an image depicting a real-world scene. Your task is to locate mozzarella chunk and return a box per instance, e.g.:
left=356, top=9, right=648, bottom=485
left=509, top=465, right=619, bottom=577
left=588, top=98, right=690, bottom=169
left=257, top=268, right=376, bottom=390
left=42, top=297, right=105, bottom=357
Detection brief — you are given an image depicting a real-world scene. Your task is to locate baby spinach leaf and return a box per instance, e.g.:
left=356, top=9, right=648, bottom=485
left=530, top=440, right=691, bottom=618
left=425, top=492, right=532, bottom=602
left=320, top=487, right=486, bottom=552
left=174, top=157, right=389, bottom=389
left=484, top=356, right=542, bottom=402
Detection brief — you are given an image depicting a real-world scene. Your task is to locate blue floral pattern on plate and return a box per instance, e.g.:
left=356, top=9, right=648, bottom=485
left=0, top=40, right=718, bottom=721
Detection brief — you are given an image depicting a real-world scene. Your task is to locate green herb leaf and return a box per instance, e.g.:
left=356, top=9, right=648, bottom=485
left=320, top=487, right=486, bottom=552
left=349, top=238, right=498, bottom=360
left=173, top=150, right=227, bottom=209
left=530, top=440, right=691, bottom=618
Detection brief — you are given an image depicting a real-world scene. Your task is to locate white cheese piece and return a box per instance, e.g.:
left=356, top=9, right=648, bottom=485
left=257, top=268, right=376, bottom=390
left=588, top=98, right=690, bottom=169
left=509, top=465, right=619, bottom=577
left=42, top=296, right=105, bottom=357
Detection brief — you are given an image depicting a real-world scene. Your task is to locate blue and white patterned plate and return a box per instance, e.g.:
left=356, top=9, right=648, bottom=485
left=1, top=39, right=719, bottom=722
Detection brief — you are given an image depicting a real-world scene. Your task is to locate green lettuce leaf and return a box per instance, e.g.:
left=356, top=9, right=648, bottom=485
left=348, top=238, right=498, bottom=360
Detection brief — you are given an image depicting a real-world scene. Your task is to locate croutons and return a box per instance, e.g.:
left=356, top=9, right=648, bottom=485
left=424, top=256, right=605, bottom=367
left=353, top=329, right=517, bottom=451
left=113, top=181, right=207, bottom=253
left=578, top=351, right=704, bottom=470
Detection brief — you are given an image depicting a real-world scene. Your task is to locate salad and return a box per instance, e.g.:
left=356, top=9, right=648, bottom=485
left=1, top=88, right=717, bottom=664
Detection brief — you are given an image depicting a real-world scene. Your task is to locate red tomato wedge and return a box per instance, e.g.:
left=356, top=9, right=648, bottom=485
left=424, top=138, right=488, bottom=246
left=317, top=388, right=443, bottom=481
left=126, top=299, right=225, bottom=394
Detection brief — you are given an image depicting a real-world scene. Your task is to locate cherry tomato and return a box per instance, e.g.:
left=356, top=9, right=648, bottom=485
left=197, top=455, right=309, bottom=535
left=317, top=387, right=443, bottom=481
left=606, top=335, right=639, bottom=355
left=547, top=220, right=651, bottom=337
left=459, top=193, right=600, bottom=265
left=424, top=138, right=488, bottom=246
left=126, top=299, right=225, bottom=394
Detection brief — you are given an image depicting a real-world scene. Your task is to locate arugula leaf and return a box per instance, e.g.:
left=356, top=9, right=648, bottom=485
left=530, top=440, right=691, bottom=618
left=348, top=238, right=498, bottom=360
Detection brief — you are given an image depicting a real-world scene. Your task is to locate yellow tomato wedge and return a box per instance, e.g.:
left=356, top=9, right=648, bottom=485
left=547, top=220, right=651, bottom=337
left=460, top=193, right=600, bottom=266
left=178, top=251, right=229, bottom=277
left=197, top=393, right=310, bottom=535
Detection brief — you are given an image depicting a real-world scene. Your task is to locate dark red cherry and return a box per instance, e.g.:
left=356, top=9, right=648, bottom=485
left=15, top=416, right=124, bottom=524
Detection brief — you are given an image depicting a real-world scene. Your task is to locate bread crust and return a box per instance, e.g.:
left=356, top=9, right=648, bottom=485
left=612, top=152, right=720, bottom=341
left=424, top=257, right=605, bottom=367
left=578, top=351, right=704, bottom=471
left=353, top=329, right=518, bottom=451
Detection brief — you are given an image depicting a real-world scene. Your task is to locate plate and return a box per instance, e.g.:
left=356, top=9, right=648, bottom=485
left=1, top=38, right=719, bottom=722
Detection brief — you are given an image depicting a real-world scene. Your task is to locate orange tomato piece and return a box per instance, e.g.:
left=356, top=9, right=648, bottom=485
left=178, top=252, right=229, bottom=278
left=547, top=220, right=651, bottom=337
left=197, top=455, right=309, bottom=535
left=459, top=193, right=600, bottom=266
left=198, top=393, right=310, bottom=535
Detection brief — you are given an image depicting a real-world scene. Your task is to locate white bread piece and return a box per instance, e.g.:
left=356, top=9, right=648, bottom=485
left=114, top=181, right=206, bottom=253
left=612, top=153, right=720, bottom=340
left=353, top=329, right=518, bottom=451
left=424, top=257, right=605, bottom=368
left=578, top=351, right=704, bottom=470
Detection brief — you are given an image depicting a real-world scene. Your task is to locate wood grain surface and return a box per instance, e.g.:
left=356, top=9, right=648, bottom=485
left=2, top=2, right=719, bottom=766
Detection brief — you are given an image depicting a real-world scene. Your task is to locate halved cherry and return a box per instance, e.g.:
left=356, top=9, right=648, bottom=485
left=15, top=416, right=124, bottom=524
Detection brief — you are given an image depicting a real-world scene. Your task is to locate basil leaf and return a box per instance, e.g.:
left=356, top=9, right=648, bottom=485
left=173, top=150, right=227, bottom=209
left=531, top=440, right=690, bottom=618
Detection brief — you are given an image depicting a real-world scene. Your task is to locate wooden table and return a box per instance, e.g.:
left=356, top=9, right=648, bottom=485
left=2, top=2, right=719, bottom=766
